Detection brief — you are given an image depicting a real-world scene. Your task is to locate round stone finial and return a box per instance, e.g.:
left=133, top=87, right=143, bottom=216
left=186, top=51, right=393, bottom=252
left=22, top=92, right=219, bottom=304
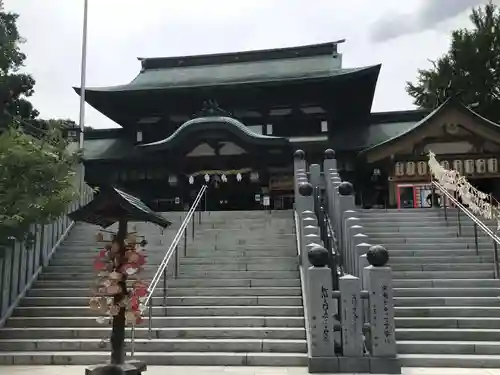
left=367, top=245, right=389, bottom=267
left=324, top=149, right=335, bottom=159
left=298, top=182, right=313, bottom=197
left=308, top=245, right=329, bottom=267
left=338, top=181, right=354, bottom=196
left=294, top=149, right=305, bottom=160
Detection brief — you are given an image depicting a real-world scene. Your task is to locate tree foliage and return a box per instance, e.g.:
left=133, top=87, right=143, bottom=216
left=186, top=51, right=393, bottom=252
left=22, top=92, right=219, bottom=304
left=406, top=1, right=500, bottom=122
left=0, top=0, right=37, bottom=128
left=0, top=125, right=79, bottom=243
left=0, top=1, right=79, bottom=244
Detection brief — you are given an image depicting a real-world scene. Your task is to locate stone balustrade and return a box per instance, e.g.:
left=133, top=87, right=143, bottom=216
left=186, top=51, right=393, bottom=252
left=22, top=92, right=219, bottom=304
left=293, top=149, right=400, bottom=374
left=0, top=185, right=94, bottom=328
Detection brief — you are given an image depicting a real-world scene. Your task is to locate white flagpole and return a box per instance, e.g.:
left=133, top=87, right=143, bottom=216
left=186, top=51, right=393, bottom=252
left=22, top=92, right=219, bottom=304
left=78, top=0, right=89, bottom=202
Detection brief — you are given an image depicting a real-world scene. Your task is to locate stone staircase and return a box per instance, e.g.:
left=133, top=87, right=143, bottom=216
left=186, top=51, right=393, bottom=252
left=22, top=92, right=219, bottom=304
left=0, top=210, right=306, bottom=366
left=358, top=208, right=500, bottom=368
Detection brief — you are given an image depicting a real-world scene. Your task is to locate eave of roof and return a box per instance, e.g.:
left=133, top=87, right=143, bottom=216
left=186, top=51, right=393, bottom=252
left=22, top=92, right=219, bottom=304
left=74, top=65, right=381, bottom=93
left=68, top=186, right=171, bottom=228
left=139, top=116, right=289, bottom=152
left=359, top=98, right=500, bottom=157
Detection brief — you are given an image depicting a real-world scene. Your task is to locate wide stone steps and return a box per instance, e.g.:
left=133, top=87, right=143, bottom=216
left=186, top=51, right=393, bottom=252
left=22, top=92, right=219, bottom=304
left=0, top=351, right=307, bottom=366
left=394, top=297, right=500, bottom=307
left=360, top=208, right=500, bottom=368
left=392, top=270, right=495, bottom=279
left=32, top=278, right=301, bottom=288
left=390, top=249, right=493, bottom=257
left=13, top=305, right=304, bottom=318
left=393, top=278, right=500, bottom=288
left=398, top=340, right=500, bottom=354
left=394, top=288, right=500, bottom=297
left=0, top=327, right=306, bottom=340
left=19, top=296, right=303, bottom=307
left=389, top=256, right=493, bottom=264
left=396, top=317, right=500, bottom=329
left=0, top=338, right=307, bottom=353
left=6, top=316, right=305, bottom=328
left=0, top=210, right=306, bottom=366
left=391, top=263, right=493, bottom=271
left=396, top=306, right=500, bottom=317
left=26, top=287, right=302, bottom=298
left=37, top=271, right=300, bottom=281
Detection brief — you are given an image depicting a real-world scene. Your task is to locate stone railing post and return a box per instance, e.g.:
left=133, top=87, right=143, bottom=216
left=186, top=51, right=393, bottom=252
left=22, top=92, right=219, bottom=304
left=342, top=214, right=359, bottom=274
left=301, top=211, right=319, bottom=270
left=310, top=164, right=322, bottom=191
left=323, top=149, right=337, bottom=175
left=337, top=182, right=355, bottom=257
left=364, top=245, right=400, bottom=374
left=306, top=245, right=337, bottom=373
left=356, top=243, right=372, bottom=288
left=298, top=183, right=314, bottom=218
left=294, top=150, right=307, bottom=183
left=350, top=233, right=368, bottom=277
left=323, top=150, right=336, bottom=213
left=294, top=150, right=309, bottom=214
left=339, top=274, right=367, bottom=372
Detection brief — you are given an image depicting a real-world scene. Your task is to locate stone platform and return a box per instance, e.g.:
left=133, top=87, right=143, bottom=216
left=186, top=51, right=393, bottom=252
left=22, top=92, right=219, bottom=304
left=2, top=367, right=500, bottom=375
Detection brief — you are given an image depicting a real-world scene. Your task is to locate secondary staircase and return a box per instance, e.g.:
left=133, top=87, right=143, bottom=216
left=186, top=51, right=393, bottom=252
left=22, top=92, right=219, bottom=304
left=358, top=208, right=500, bottom=368
left=0, top=210, right=306, bottom=366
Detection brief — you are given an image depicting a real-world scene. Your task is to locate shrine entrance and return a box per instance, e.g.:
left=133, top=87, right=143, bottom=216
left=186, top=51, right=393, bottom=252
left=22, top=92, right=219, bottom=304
left=185, top=171, right=266, bottom=211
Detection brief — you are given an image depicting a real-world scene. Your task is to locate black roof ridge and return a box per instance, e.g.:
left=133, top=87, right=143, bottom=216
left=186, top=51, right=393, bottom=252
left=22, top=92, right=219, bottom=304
left=138, top=40, right=345, bottom=70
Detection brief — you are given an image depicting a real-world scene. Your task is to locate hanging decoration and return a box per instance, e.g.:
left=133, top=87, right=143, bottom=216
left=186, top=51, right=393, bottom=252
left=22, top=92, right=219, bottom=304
left=428, top=151, right=500, bottom=230
left=186, top=168, right=253, bottom=184
left=89, top=231, right=149, bottom=325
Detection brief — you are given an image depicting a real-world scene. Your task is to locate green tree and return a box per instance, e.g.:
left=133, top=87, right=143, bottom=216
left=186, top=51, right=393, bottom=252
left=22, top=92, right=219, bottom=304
left=0, top=125, right=79, bottom=244
left=0, top=0, right=37, bottom=129
left=406, top=1, right=500, bottom=122
left=0, top=2, right=79, bottom=244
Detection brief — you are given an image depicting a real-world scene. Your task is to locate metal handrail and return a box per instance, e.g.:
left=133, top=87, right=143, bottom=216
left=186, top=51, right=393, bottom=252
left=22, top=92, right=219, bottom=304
left=129, top=184, right=207, bottom=356
left=431, top=180, right=500, bottom=278
left=324, top=212, right=344, bottom=277
left=314, top=186, right=342, bottom=286
left=145, top=184, right=207, bottom=305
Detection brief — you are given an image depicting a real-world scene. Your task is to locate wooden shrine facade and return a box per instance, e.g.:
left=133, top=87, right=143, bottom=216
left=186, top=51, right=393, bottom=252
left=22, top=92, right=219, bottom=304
left=74, top=41, right=384, bottom=211
left=360, top=98, right=500, bottom=208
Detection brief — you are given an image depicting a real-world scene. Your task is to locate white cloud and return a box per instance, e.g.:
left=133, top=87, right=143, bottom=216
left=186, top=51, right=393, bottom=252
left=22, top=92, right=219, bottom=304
left=3, top=0, right=484, bottom=128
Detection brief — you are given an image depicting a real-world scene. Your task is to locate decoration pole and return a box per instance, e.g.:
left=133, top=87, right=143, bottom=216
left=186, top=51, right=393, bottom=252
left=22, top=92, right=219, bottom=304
left=78, top=0, right=89, bottom=204
left=110, top=219, right=127, bottom=365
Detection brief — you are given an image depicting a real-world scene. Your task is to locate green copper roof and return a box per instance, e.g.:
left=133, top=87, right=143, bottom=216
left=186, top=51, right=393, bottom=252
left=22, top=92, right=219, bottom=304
left=76, top=41, right=379, bottom=92
left=360, top=98, right=500, bottom=157
left=365, top=121, right=418, bottom=147
left=78, top=63, right=380, bottom=92
left=139, top=116, right=289, bottom=152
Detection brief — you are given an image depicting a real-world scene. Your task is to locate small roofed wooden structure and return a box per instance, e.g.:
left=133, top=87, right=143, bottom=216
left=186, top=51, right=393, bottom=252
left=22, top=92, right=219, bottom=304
left=68, top=186, right=171, bottom=229
left=69, top=186, right=170, bottom=375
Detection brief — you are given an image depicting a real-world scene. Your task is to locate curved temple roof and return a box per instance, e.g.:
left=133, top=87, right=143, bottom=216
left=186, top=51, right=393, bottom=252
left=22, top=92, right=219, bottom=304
left=77, top=64, right=380, bottom=93
left=359, top=98, right=500, bottom=161
left=139, top=116, right=289, bottom=152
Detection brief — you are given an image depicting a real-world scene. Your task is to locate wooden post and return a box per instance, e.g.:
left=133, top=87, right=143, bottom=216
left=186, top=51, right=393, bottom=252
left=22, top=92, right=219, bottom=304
left=110, top=219, right=127, bottom=365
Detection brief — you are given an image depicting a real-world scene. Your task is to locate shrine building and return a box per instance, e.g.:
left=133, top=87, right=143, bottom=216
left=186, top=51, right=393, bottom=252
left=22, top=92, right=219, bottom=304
left=71, top=41, right=500, bottom=210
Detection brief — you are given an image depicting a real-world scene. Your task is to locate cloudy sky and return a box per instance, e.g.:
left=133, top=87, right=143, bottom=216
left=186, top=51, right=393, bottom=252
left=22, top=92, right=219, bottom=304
left=3, top=0, right=494, bottom=129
